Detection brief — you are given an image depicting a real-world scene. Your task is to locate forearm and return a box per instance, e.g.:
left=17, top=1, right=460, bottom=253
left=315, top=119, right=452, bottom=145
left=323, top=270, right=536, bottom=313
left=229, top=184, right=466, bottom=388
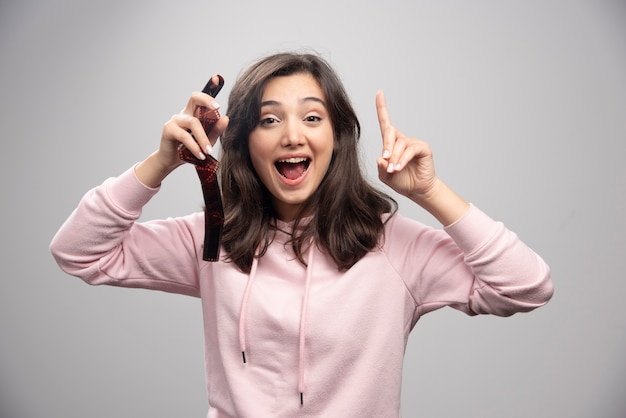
left=410, top=178, right=470, bottom=227
left=50, top=167, right=157, bottom=275
left=135, top=151, right=182, bottom=188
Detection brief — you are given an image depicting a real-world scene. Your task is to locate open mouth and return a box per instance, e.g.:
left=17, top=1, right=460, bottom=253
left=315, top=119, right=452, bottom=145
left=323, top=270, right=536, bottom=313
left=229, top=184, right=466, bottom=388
left=275, top=157, right=311, bottom=180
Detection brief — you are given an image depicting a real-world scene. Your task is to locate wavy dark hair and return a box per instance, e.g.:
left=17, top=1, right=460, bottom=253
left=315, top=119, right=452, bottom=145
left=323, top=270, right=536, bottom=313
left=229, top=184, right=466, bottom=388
left=220, top=52, right=397, bottom=273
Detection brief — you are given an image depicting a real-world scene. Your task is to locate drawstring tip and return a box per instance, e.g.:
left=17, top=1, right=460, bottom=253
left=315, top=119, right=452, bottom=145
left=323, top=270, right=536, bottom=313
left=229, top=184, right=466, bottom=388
left=300, top=392, right=304, bottom=405
left=242, top=351, right=247, bottom=364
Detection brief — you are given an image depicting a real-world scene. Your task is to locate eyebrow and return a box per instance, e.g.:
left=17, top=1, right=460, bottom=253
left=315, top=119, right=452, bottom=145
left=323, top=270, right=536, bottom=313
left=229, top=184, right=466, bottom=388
left=260, top=97, right=327, bottom=108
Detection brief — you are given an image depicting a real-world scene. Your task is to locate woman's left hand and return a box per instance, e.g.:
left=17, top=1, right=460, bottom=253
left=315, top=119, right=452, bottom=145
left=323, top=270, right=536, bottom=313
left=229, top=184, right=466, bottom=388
left=375, top=91, right=470, bottom=225
left=375, top=90, right=438, bottom=203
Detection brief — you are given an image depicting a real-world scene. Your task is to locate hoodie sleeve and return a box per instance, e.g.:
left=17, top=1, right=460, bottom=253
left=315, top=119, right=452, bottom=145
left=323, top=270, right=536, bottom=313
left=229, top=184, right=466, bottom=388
left=49, top=166, right=204, bottom=297
left=384, top=205, right=553, bottom=320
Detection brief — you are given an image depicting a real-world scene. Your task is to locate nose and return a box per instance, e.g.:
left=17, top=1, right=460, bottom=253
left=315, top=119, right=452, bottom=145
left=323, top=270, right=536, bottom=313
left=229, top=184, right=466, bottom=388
left=281, top=118, right=304, bottom=147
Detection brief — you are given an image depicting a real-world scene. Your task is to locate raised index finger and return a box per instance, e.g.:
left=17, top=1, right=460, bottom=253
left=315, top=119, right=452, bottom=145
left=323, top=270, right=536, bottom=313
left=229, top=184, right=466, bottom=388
left=376, top=90, right=394, bottom=158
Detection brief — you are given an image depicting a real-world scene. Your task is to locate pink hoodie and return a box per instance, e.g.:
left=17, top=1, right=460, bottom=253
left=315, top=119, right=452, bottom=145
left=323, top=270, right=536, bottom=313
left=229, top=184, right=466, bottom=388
left=50, top=166, right=553, bottom=417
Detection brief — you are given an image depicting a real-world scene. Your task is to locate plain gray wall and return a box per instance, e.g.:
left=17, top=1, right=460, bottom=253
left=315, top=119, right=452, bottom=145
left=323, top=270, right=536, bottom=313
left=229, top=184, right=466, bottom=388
left=1, top=0, right=624, bottom=417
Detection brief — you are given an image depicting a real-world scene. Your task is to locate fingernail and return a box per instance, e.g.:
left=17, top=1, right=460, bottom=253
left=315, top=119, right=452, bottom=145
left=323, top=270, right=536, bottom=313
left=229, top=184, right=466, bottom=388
left=211, top=101, right=221, bottom=110
left=387, top=163, right=394, bottom=173
left=206, top=144, right=213, bottom=155
left=198, top=152, right=206, bottom=160
left=382, top=150, right=390, bottom=159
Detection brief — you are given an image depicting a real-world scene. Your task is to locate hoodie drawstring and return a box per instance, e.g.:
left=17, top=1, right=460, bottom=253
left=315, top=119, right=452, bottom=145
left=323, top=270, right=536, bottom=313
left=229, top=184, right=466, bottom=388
left=238, top=243, right=315, bottom=406
left=239, top=255, right=259, bottom=364
left=298, top=245, right=315, bottom=405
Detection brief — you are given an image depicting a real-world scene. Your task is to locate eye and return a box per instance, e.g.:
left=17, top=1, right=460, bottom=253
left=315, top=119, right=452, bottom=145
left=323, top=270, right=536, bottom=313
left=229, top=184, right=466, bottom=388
left=304, top=115, right=322, bottom=123
left=259, top=117, right=279, bottom=126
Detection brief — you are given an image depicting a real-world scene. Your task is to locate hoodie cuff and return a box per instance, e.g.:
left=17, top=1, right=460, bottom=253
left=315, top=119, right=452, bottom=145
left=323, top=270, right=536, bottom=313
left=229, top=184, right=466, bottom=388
left=443, top=204, right=501, bottom=254
left=104, top=164, right=160, bottom=214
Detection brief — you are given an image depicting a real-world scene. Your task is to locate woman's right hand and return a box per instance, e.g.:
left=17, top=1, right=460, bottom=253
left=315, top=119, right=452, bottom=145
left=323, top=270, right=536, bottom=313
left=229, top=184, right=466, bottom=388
left=135, top=75, right=230, bottom=188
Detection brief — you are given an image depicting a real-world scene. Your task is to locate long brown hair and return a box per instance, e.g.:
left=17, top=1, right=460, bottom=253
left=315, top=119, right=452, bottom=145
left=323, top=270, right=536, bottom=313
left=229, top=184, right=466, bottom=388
left=220, top=52, right=396, bottom=273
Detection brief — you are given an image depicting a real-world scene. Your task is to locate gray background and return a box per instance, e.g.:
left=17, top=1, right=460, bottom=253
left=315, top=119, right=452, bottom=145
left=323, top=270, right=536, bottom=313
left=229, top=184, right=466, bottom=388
left=1, top=0, right=624, bottom=417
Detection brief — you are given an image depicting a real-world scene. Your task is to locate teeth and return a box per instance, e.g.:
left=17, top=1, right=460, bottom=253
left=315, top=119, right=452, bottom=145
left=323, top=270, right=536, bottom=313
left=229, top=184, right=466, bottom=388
left=278, top=157, right=308, bottom=163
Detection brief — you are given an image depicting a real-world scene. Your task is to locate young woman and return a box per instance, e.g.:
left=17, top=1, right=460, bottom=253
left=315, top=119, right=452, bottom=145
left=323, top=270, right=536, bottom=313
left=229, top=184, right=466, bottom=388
left=50, top=52, right=553, bottom=417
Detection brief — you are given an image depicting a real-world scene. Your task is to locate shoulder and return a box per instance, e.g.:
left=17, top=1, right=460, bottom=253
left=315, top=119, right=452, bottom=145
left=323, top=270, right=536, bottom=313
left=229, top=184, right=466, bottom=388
left=382, top=212, right=436, bottom=238
left=380, top=212, right=453, bottom=263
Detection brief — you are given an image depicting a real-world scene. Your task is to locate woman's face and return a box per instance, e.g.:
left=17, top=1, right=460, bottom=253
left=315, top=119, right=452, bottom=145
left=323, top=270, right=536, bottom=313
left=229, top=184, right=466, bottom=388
left=248, top=73, right=334, bottom=221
